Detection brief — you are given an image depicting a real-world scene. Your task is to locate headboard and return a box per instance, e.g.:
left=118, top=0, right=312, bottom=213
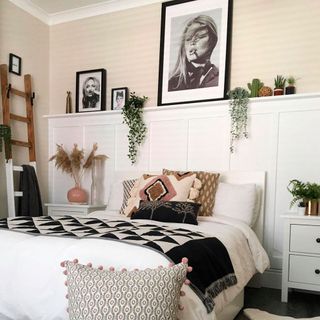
left=111, top=170, right=266, bottom=242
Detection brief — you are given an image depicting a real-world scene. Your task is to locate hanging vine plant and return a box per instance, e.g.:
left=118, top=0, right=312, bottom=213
left=121, top=92, right=148, bottom=164
left=227, top=87, right=250, bottom=153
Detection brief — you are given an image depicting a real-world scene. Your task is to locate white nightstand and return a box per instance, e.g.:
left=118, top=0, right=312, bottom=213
left=281, top=214, right=320, bottom=302
left=45, top=203, right=106, bottom=217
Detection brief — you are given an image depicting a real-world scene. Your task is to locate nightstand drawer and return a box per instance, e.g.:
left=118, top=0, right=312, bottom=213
left=289, top=254, right=320, bottom=285
left=290, top=225, right=320, bottom=254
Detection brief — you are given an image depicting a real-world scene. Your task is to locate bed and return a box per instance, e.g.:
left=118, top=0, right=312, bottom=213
left=0, top=171, right=269, bottom=320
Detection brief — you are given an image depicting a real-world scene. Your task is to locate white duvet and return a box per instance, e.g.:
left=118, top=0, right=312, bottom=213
left=0, top=212, right=269, bottom=320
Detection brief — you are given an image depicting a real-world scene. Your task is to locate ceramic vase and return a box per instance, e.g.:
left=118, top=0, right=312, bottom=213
left=67, top=183, right=88, bottom=204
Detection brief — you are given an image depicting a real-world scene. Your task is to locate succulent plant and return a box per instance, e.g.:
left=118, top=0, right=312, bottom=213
left=274, top=75, right=286, bottom=89
left=247, top=79, right=264, bottom=98
left=287, top=76, right=296, bottom=86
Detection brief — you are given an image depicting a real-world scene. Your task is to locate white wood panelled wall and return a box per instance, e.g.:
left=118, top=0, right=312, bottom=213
left=46, top=93, right=320, bottom=288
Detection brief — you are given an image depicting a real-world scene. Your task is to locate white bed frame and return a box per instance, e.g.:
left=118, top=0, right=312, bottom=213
left=112, top=170, right=266, bottom=320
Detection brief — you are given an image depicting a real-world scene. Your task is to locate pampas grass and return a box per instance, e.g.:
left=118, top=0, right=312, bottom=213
left=49, top=143, right=108, bottom=185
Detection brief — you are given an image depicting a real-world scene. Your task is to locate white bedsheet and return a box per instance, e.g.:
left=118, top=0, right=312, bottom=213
left=0, top=211, right=269, bottom=320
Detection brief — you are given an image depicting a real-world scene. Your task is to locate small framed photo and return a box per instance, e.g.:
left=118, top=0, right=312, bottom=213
left=9, top=53, right=21, bottom=76
left=111, top=87, right=128, bottom=110
left=76, top=69, right=106, bottom=113
left=158, top=0, right=233, bottom=105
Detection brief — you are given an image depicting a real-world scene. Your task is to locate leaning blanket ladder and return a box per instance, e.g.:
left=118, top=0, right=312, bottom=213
left=0, top=64, right=36, bottom=217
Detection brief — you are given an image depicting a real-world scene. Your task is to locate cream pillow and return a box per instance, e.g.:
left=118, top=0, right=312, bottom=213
left=65, top=261, right=188, bottom=320
left=124, top=174, right=196, bottom=216
left=213, top=182, right=257, bottom=226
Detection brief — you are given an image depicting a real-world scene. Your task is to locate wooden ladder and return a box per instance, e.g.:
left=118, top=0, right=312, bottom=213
left=0, top=64, right=36, bottom=217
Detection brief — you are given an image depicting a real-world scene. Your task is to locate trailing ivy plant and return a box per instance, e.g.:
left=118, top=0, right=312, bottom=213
left=227, top=87, right=250, bottom=153
left=121, top=92, right=148, bottom=164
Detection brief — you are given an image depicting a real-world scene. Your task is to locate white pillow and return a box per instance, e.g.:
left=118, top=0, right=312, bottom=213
left=213, top=182, right=258, bottom=226
left=107, top=180, right=124, bottom=211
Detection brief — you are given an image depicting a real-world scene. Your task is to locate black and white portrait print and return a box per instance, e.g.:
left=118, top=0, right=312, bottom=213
left=158, top=0, right=232, bottom=106
left=76, top=69, right=106, bottom=113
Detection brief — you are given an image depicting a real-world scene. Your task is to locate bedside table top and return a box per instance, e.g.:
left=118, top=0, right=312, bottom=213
left=281, top=213, right=320, bottom=220
left=44, top=203, right=106, bottom=209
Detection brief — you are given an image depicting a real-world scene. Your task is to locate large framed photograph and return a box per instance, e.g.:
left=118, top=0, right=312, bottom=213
left=76, top=69, right=106, bottom=112
left=111, top=87, right=128, bottom=110
left=157, top=0, right=233, bottom=106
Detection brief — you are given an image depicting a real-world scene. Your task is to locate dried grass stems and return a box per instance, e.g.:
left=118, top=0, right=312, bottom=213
left=49, top=143, right=108, bottom=186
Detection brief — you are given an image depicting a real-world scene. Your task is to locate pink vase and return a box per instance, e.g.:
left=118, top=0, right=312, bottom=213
left=67, top=184, right=88, bottom=204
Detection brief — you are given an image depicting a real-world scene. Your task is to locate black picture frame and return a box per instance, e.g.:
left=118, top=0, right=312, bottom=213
left=111, top=87, right=129, bottom=110
left=157, top=0, right=233, bottom=106
left=76, top=69, right=106, bottom=113
left=9, top=53, right=21, bottom=76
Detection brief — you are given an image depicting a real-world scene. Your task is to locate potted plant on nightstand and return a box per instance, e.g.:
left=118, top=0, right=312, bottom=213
left=287, top=179, right=320, bottom=215
left=274, top=75, right=286, bottom=96
left=285, top=76, right=296, bottom=95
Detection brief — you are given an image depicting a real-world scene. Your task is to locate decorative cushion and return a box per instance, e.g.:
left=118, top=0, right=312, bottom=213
left=163, top=169, right=220, bottom=216
left=124, top=174, right=196, bottom=216
left=65, top=261, right=188, bottom=320
left=119, top=179, right=137, bottom=215
left=107, top=180, right=124, bottom=211
left=213, top=182, right=257, bottom=226
left=131, top=201, right=201, bottom=225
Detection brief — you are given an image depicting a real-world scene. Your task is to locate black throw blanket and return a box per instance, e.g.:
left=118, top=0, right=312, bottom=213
left=0, top=215, right=237, bottom=312
left=18, top=165, right=43, bottom=216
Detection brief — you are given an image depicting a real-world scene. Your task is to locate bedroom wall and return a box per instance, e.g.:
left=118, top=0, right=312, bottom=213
left=0, top=0, right=49, bottom=217
left=49, top=0, right=320, bottom=112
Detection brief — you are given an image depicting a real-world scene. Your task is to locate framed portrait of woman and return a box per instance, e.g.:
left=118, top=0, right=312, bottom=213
left=157, top=0, right=233, bottom=106
left=76, top=69, right=106, bottom=113
left=111, top=87, right=128, bottom=110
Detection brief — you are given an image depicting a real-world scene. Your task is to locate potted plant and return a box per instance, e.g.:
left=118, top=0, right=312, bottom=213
left=285, top=76, right=296, bottom=95
left=274, top=75, right=286, bottom=96
left=247, top=78, right=264, bottom=98
left=227, top=87, right=250, bottom=153
left=287, top=179, right=320, bottom=215
left=121, top=92, right=148, bottom=165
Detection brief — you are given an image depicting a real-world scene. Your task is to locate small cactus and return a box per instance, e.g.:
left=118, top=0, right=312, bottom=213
left=247, top=78, right=264, bottom=98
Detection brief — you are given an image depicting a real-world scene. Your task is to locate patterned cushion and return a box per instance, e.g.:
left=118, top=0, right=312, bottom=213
left=119, top=179, right=137, bottom=215
left=131, top=201, right=200, bottom=225
left=65, top=261, right=188, bottom=320
left=124, top=174, right=196, bottom=216
left=163, top=169, right=220, bottom=216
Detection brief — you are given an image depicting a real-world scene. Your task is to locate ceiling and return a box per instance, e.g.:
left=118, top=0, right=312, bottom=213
left=10, top=0, right=164, bottom=25
left=30, top=0, right=117, bottom=14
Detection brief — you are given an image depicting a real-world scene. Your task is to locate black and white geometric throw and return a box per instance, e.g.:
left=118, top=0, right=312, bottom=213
left=0, top=216, right=237, bottom=313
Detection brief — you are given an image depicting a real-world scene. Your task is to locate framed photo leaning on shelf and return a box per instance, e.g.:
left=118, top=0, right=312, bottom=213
left=111, top=87, right=128, bottom=110
left=76, top=69, right=106, bottom=113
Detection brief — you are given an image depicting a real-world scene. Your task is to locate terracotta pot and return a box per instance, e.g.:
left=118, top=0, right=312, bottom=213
left=273, top=88, right=284, bottom=96
left=67, top=184, right=88, bottom=204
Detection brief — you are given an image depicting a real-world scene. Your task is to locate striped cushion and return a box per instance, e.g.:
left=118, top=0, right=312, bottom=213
left=163, top=169, right=220, bottom=216
left=119, top=179, right=137, bottom=215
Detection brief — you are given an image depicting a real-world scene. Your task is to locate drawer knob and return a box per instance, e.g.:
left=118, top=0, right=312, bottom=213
left=316, top=269, right=320, bottom=275
left=316, top=238, right=320, bottom=243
